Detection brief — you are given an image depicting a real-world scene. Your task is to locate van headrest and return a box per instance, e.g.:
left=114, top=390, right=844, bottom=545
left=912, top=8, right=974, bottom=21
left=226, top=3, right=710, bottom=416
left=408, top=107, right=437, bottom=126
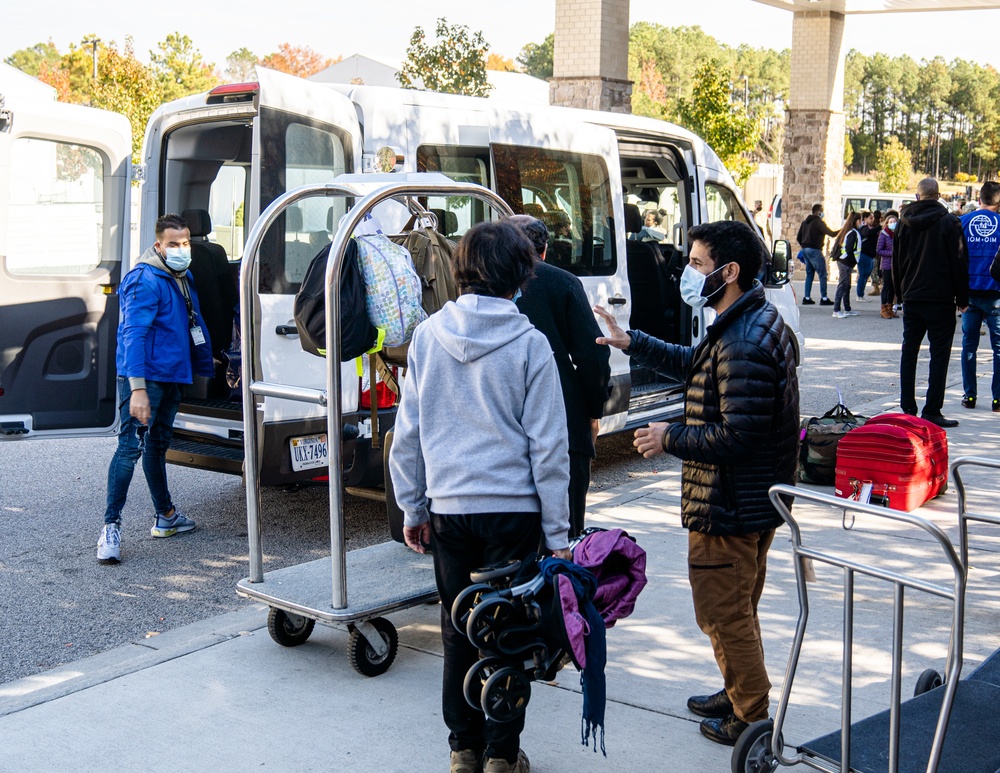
left=623, top=203, right=643, bottom=234
left=326, top=206, right=335, bottom=232
left=286, top=206, right=303, bottom=232
left=429, top=208, right=458, bottom=236
left=522, top=202, right=544, bottom=218
left=181, top=209, right=212, bottom=239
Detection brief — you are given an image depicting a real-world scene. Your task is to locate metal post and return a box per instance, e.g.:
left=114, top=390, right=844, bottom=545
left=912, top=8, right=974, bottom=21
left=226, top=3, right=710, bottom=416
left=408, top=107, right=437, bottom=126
left=840, top=568, right=854, bottom=773
left=888, top=582, right=904, bottom=773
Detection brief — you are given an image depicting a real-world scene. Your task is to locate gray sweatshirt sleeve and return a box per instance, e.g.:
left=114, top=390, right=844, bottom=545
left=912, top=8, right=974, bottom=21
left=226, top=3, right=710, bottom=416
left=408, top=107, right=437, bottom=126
left=522, top=344, right=571, bottom=550
left=387, top=344, right=429, bottom=528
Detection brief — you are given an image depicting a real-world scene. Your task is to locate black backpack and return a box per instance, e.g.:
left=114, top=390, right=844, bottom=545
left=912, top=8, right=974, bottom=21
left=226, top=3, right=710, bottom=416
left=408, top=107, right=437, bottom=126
left=294, top=239, right=378, bottom=361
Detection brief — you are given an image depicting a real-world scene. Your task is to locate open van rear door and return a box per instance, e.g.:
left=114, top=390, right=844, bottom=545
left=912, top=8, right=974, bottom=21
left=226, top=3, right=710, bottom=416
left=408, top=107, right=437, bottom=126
left=0, top=94, right=131, bottom=439
left=487, top=108, right=630, bottom=431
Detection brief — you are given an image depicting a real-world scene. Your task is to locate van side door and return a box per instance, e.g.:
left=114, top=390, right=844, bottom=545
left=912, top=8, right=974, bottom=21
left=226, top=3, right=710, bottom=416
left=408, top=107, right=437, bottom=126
left=0, top=97, right=131, bottom=439
left=487, top=108, right=631, bottom=432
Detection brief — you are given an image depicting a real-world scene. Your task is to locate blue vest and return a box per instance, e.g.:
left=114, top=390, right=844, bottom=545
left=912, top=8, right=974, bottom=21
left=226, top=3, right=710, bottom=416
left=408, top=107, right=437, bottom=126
left=960, top=209, right=1000, bottom=294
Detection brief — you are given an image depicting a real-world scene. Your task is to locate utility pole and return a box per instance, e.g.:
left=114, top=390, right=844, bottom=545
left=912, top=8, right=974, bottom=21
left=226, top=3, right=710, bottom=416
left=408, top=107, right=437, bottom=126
left=742, top=75, right=749, bottom=111
left=82, top=35, right=101, bottom=82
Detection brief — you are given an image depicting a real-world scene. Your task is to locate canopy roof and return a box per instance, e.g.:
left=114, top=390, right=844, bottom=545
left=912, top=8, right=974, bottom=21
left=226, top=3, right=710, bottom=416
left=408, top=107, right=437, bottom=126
left=754, top=0, right=1000, bottom=12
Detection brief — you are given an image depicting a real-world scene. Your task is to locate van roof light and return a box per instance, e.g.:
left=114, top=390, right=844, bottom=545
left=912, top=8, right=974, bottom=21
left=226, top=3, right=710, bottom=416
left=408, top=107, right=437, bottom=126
left=207, top=82, right=259, bottom=104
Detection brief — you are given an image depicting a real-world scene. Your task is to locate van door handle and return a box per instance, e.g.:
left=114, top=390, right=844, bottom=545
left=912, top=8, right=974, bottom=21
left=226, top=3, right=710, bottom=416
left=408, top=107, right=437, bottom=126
left=606, top=297, right=627, bottom=306
left=275, top=325, right=299, bottom=336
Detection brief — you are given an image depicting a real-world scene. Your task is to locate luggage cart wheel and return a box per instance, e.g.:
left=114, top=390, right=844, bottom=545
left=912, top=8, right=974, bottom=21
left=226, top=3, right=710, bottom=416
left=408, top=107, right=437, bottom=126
left=464, top=656, right=504, bottom=711
left=731, top=719, right=781, bottom=773
left=267, top=608, right=316, bottom=647
left=914, top=668, right=944, bottom=696
left=481, top=667, right=531, bottom=724
left=348, top=618, right=398, bottom=677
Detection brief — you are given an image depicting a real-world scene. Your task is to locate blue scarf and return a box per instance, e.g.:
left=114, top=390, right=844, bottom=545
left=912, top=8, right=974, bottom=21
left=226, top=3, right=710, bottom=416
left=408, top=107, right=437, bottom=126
left=539, top=557, right=607, bottom=755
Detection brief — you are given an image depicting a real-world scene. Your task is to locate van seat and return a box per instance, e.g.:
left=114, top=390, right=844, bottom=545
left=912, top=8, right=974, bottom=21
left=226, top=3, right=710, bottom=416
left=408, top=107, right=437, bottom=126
left=429, top=208, right=458, bottom=237
left=625, top=239, right=676, bottom=343
left=181, top=209, right=238, bottom=364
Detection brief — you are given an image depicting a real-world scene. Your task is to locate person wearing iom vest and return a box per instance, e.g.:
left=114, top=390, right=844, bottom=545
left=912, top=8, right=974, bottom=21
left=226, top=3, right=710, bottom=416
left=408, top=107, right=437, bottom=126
left=959, top=181, right=1000, bottom=412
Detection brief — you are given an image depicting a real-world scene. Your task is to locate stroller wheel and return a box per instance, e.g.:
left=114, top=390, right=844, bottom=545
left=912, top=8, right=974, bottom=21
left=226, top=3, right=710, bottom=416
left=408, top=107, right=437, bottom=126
left=464, top=656, right=504, bottom=711
left=451, top=583, right=495, bottom=634
left=482, top=666, right=532, bottom=724
left=467, top=597, right=517, bottom=649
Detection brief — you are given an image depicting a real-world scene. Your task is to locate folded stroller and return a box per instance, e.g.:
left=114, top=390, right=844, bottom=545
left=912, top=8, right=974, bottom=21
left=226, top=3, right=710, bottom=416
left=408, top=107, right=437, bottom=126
left=451, top=528, right=647, bottom=745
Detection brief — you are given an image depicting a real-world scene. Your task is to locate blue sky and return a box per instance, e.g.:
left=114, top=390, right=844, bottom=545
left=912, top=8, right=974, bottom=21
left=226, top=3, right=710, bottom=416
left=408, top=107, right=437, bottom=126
left=3, top=0, right=998, bottom=70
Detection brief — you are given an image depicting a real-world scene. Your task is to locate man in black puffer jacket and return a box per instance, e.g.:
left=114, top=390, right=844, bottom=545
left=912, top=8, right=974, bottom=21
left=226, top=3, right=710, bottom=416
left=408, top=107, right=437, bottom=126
left=595, top=220, right=799, bottom=747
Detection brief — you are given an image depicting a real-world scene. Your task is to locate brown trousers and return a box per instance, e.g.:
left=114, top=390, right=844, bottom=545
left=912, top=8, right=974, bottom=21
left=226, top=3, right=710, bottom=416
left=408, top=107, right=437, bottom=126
left=688, top=529, right=775, bottom=723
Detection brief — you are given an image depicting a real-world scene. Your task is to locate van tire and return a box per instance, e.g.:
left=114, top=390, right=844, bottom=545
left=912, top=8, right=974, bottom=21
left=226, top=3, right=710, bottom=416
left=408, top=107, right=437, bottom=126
left=383, top=429, right=405, bottom=543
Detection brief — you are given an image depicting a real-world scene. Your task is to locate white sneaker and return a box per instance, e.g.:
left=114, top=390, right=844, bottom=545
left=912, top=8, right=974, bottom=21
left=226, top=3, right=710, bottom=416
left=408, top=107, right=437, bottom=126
left=832, top=311, right=848, bottom=319
left=856, top=295, right=870, bottom=303
left=97, top=522, right=121, bottom=563
left=845, top=310, right=860, bottom=316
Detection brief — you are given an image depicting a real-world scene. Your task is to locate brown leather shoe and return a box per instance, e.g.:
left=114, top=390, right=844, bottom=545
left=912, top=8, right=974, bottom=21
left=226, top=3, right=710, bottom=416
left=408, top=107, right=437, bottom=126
left=699, top=713, right=750, bottom=746
left=687, top=688, right=734, bottom=718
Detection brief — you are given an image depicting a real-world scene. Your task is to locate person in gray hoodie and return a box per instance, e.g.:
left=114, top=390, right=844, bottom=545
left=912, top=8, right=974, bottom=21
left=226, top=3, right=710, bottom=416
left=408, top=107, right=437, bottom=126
left=390, top=220, right=572, bottom=773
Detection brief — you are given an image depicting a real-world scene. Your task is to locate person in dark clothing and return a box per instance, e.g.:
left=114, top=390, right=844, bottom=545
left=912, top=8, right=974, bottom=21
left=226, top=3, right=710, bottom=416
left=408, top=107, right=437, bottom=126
left=857, top=210, right=881, bottom=302
left=830, top=211, right=862, bottom=317
left=958, top=180, right=1000, bottom=411
left=796, top=203, right=838, bottom=305
left=892, top=177, right=970, bottom=427
left=509, top=215, right=612, bottom=538
left=595, top=221, right=799, bottom=747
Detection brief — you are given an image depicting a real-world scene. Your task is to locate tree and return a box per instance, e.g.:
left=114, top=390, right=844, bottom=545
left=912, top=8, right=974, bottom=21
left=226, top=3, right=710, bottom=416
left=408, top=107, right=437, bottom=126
left=259, top=43, right=337, bottom=78
left=225, top=48, right=258, bottom=83
left=150, top=33, right=217, bottom=103
left=517, top=33, right=553, bottom=79
left=875, top=136, right=912, bottom=193
left=91, top=39, right=162, bottom=163
left=843, top=133, right=854, bottom=169
left=4, top=40, right=61, bottom=77
left=397, top=18, right=491, bottom=97
left=486, top=53, right=515, bottom=72
left=677, top=60, right=760, bottom=185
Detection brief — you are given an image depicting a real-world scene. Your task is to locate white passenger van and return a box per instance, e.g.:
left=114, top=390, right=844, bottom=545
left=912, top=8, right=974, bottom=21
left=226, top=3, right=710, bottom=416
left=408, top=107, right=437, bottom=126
left=0, top=68, right=801, bottom=528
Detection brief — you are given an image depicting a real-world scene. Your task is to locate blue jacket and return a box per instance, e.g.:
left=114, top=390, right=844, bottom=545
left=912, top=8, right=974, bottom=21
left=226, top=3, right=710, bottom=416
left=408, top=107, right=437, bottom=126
left=960, top=208, right=1000, bottom=295
left=116, top=249, right=214, bottom=384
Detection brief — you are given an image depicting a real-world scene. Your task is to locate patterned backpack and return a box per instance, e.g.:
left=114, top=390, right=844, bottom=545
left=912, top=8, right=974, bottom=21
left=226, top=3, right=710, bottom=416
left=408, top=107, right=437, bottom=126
left=355, top=232, right=426, bottom=349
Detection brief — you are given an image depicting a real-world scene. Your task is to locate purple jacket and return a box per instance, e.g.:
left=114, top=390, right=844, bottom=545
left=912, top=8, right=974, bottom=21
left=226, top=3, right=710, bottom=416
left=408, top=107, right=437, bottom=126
left=877, top=229, right=894, bottom=270
left=573, top=529, right=648, bottom=627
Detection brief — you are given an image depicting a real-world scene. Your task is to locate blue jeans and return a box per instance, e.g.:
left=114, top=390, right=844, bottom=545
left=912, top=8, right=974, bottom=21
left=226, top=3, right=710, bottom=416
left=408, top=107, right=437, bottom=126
left=801, top=248, right=828, bottom=300
left=856, top=253, right=874, bottom=298
left=104, top=378, right=182, bottom=524
left=961, top=296, right=1000, bottom=401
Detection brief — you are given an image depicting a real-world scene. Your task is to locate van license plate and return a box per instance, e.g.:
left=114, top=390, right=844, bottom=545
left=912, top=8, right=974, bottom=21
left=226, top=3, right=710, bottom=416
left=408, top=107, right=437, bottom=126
left=290, top=434, right=328, bottom=472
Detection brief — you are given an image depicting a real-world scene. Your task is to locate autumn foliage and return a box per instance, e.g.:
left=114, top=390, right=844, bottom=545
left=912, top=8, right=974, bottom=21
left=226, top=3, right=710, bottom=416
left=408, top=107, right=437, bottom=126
left=259, top=44, right=340, bottom=78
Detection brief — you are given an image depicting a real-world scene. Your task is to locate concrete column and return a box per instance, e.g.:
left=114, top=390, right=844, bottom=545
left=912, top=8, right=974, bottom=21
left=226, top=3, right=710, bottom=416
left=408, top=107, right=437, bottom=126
left=549, top=0, right=632, bottom=113
left=782, top=10, right=846, bottom=241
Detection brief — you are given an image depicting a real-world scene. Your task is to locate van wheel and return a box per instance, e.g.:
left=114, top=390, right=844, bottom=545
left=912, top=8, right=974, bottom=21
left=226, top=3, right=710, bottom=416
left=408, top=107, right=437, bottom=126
left=383, top=429, right=404, bottom=543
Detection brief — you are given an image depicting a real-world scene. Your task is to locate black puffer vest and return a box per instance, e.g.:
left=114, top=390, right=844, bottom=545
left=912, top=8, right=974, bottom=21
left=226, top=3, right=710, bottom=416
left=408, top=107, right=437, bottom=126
left=627, top=283, right=799, bottom=536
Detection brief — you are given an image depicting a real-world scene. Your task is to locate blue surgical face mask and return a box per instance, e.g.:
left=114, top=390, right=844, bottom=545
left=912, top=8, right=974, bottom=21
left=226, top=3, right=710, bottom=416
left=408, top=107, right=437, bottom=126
left=888, top=221, right=898, bottom=231
left=679, top=263, right=729, bottom=309
left=164, top=246, right=192, bottom=272
left=511, top=288, right=522, bottom=304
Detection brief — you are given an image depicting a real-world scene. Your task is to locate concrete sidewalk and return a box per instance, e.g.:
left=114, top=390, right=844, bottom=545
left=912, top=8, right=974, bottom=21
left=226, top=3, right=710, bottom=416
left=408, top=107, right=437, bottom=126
left=2, top=385, right=999, bottom=772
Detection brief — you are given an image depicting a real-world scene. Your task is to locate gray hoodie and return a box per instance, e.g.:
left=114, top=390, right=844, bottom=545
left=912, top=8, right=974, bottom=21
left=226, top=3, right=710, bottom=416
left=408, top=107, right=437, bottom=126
left=388, top=294, right=571, bottom=550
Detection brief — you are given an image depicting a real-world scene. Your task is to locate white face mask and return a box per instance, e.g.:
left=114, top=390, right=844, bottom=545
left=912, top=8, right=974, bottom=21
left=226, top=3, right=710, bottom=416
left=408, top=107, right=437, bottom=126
left=163, top=246, right=192, bottom=272
left=679, top=263, right=729, bottom=309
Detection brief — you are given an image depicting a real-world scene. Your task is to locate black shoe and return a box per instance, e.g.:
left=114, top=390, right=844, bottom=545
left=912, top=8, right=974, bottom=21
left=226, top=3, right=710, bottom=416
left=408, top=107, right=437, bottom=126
left=922, top=414, right=959, bottom=428
left=993, top=399, right=999, bottom=413
left=962, top=396, right=976, bottom=410
left=699, top=714, right=749, bottom=746
left=687, top=689, right=734, bottom=718
left=820, top=298, right=834, bottom=306
left=801, top=298, right=815, bottom=305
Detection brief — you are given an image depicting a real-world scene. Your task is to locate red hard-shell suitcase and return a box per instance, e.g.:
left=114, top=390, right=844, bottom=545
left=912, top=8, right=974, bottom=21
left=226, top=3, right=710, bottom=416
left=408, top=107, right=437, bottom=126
left=834, top=413, right=948, bottom=512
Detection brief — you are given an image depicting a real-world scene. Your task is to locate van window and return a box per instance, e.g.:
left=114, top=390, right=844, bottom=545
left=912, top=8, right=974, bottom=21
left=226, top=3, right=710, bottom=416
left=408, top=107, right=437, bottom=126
left=259, top=108, right=351, bottom=294
left=492, top=144, right=616, bottom=277
left=417, top=145, right=490, bottom=239
left=843, top=198, right=865, bottom=217
left=705, top=183, right=752, bottom=228
left=869, top=198, right=892, bottom=214
left=208, top=165, right=246, bottom=261
left=6, top=138, right=105, bottom=275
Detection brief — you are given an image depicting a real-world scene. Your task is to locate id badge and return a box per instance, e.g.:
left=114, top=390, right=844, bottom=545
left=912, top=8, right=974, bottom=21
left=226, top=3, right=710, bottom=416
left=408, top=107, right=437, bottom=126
left=190, top=325, right=206, bottom=346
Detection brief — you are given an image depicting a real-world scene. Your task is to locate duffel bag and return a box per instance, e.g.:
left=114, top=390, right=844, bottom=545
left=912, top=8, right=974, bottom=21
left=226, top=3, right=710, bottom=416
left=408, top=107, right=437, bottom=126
left=797, top=402, right=868, bottom=485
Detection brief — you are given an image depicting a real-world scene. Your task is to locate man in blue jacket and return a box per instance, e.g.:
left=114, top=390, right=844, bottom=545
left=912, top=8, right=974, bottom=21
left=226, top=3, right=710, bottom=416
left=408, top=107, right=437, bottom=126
left=960, top=181, right=1000, bottom=412
left=97, top=214, right=215, bottom=563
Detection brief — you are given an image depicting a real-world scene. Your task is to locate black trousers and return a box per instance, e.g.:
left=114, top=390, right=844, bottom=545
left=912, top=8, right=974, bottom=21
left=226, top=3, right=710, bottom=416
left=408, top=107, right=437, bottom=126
left=568, top=451, right=592, bottom=539
left=430, top=511, right=542, bottom=763
left=899, top=301, right=957, bottom=417
left=880, top=268, right=894, bottom=306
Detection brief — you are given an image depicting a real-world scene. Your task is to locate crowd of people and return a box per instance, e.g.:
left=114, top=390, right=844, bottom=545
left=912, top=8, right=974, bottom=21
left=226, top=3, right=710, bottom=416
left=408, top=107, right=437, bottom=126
left=794, top=177, right=1000, bottom=426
